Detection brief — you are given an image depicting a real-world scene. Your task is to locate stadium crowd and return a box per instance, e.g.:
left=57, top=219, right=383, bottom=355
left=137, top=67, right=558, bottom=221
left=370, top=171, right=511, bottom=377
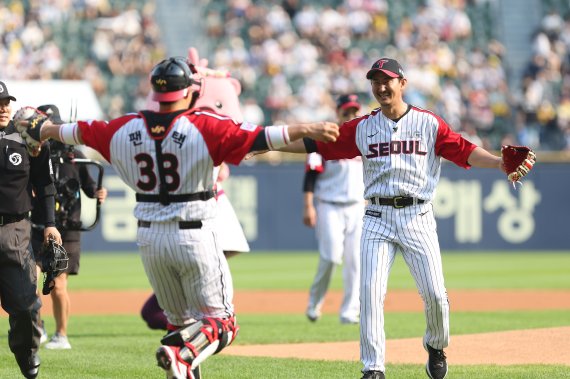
left=1, top=0, right=569, bottom=151
left=0, top=0, right=163, bottom=118
left=521, top=7, right=570, bottom=150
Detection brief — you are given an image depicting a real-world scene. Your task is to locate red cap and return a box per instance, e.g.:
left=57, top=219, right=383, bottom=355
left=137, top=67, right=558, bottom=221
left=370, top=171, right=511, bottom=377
left=336, top=94, right=361, bottom=110
left=366, top=58, right=405, bottom=79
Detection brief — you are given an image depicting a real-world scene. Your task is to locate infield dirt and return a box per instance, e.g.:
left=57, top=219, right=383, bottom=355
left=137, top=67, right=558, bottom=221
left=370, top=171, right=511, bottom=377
left=13, top=289, right=569, bottom=366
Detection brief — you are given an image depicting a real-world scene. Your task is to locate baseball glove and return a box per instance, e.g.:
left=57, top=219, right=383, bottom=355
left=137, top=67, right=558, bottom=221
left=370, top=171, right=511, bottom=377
left=13, top=106, right=49, bottom=157
left=40, top=236, right=69, bottom=295
left=501, top=145, right=536, bottom=184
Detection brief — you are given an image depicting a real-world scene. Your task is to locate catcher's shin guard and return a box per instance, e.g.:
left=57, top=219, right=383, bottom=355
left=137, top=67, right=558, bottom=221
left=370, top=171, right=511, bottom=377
left=161, top=316, right=238, bottom=369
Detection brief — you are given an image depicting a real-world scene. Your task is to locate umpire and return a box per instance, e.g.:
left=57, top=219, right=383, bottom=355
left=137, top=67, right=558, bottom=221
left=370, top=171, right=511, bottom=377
left=0, top=81, right=61, bottom=379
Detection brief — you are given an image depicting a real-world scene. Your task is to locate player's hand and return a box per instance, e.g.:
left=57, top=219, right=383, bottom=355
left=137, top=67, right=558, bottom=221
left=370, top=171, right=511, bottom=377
left=306, top=122, right=339, bottom=143
left=95, top=187, right=108, bottom=203
left=303, top=205, right=317, bottom=227
left=44, top=227, right=62, bottom=245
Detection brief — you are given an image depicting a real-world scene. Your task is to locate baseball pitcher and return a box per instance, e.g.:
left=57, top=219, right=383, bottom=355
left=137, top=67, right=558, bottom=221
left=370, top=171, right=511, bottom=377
left=255, top=57, right=536, bottom=379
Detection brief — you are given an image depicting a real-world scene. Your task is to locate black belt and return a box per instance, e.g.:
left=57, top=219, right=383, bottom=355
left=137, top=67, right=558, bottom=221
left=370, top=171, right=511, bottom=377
left=138, top=220, right=203, bottom=229
left=369, top=197, right=425, bottom=208
left=135, top=190, right=215, bottom=203
left=0, top=213, right=27, bottom=226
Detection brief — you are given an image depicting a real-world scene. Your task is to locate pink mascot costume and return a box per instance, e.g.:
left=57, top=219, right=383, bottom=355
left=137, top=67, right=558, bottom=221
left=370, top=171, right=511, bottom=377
left=141, top=48, right=250, bottom=331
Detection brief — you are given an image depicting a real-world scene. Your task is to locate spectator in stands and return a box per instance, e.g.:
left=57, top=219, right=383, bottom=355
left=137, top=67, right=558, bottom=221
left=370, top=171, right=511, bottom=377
left=9, top=0, right=570, bottom=151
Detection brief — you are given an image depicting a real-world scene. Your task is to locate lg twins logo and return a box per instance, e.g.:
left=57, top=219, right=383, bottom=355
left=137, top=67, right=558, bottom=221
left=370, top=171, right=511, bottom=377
left=9, top=152, right=23, bottom=166
left=373, top=59, right=389, bottom=69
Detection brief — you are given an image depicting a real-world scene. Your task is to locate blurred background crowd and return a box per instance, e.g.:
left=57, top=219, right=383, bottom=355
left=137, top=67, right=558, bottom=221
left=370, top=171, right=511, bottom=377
left=2, top=0, right=570, bottom=151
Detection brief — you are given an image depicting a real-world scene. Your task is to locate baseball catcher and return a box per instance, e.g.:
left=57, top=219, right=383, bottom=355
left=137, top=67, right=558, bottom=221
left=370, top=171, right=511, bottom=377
left=40, top=236, right=69, bottom=295
left=501, top=145, right=536, bottom=185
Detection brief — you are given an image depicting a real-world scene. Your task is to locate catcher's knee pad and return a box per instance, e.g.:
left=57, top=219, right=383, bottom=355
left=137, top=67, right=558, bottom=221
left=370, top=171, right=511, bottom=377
left=160, top=316, right=238, bottom=369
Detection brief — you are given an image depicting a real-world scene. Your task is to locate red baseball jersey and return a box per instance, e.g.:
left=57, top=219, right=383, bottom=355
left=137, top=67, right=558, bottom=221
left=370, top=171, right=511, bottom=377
left=315, top=105, right=477, bottom=200
left=76, top=109, right=262, bottom=222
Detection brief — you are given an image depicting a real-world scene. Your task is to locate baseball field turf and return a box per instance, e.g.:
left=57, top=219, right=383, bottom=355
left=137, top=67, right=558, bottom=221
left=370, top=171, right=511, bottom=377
left=1, top=251, right=569, bottom=378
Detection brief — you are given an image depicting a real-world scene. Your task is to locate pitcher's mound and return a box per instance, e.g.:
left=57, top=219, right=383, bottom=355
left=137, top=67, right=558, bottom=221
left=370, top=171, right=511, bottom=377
left=223, top=327, right=570, bottom=366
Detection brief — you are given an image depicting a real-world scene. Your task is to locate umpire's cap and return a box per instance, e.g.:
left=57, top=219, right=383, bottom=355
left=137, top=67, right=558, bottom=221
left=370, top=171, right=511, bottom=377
left=0, top=81, right=17, bottom=101
left=336, top=94, right=361, bottom=111
left=150, top=57, right=201, bottom=102
left=37, top=104, right=64, bottom=123
left=366, top=58, right=405, bottom=79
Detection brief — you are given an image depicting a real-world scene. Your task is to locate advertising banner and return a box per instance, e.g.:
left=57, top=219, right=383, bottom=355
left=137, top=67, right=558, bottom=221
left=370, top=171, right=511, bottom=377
left=81, top=162, right=569, bottom=251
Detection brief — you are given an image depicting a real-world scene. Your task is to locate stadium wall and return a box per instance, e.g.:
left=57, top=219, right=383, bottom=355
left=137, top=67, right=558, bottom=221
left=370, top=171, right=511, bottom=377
left=81, top=162, right=569, bottom=252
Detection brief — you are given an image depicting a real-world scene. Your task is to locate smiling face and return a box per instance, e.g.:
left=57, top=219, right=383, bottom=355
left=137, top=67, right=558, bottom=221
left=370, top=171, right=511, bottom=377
left=369, top=71, right=406, bottom=108
left=0, top=98, right=12, bottom=129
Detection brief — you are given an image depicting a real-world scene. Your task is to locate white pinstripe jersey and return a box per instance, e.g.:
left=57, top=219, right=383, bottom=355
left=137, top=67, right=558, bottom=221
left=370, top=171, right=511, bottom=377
left=306, top=153, right=364, bottom=203
left=75, top=109, right=262, bottom=222
left=316, top=105, right=477, bottom=200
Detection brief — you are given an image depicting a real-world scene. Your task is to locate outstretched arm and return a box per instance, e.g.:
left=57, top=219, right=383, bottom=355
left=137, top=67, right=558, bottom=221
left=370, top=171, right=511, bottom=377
left=248, top=122, right=339, bottom=153
left=287, top=122, right=338, bottom=143
left=278, top=139, right=308, bottom=153
left=41, top=120, right=81, bottom=144
left=467, top=146, right=502, bottom=170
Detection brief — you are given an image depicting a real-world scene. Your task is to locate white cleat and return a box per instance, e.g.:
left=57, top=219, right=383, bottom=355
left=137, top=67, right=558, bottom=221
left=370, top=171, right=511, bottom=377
left=44, top=333, right=71, bottom=349
left=156, top=345, right=191, bottom=379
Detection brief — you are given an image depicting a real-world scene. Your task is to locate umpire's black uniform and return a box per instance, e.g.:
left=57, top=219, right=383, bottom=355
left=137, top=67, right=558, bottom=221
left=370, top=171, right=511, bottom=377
left=0, top=114, right=56, bottom=378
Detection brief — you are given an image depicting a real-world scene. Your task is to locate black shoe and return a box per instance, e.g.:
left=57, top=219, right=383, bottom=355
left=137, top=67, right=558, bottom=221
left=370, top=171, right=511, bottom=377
left=361, top=370, right=385, bottom=379
left=425, top=344, right=447, bottom=379
left=16, top=354, right=40, bottom=379
left=192, top=365, right=201, bottom=379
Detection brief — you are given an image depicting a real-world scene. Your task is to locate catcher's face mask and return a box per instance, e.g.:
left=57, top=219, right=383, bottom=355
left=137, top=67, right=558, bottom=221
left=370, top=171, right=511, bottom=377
left=41, top=237, right=69, bottom=295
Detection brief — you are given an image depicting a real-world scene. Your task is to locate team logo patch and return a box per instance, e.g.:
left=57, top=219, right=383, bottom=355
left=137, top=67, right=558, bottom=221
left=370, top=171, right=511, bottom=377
left=148, top=124, right=168, bottom=139
left=9, top=152, right=22, bottom=166
left=365, top=210, right=382, bottom=218
left=240, top=122, right=257, bottom=132
left=151, top=125, right=166, bottom=134
left=406, top=131, right=423, bottom=139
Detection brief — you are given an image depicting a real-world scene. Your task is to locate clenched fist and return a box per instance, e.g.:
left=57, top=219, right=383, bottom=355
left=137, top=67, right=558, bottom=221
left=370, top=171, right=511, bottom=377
left=306, top=121, right=339, bottom=143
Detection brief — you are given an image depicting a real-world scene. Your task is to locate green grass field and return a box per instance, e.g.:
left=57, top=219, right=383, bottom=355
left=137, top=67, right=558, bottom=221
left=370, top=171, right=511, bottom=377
left=1, top=251, right=569, bottom=378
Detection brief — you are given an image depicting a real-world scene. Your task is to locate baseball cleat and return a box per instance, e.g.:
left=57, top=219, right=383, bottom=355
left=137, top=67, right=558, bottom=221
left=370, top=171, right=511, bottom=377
left=156, top=345, right=190, bottom=379
left=44, top=333, right=71, bottom=349
left=425, top=344, right=447, bottom=379
left=361, top=370, right=385, bottom=379
left=305, top=307, right=321, bottom=322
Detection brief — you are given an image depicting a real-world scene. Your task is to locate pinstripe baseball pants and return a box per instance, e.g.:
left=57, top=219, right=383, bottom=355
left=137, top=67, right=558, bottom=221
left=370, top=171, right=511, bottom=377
left=360, top=202, right=450, bottom=372
left=137, top=220, right=234, bottom=326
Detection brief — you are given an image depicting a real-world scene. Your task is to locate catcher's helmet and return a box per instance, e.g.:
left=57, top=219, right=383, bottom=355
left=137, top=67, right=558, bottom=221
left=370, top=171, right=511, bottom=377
left=150, top=57, right=201, bottom=102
